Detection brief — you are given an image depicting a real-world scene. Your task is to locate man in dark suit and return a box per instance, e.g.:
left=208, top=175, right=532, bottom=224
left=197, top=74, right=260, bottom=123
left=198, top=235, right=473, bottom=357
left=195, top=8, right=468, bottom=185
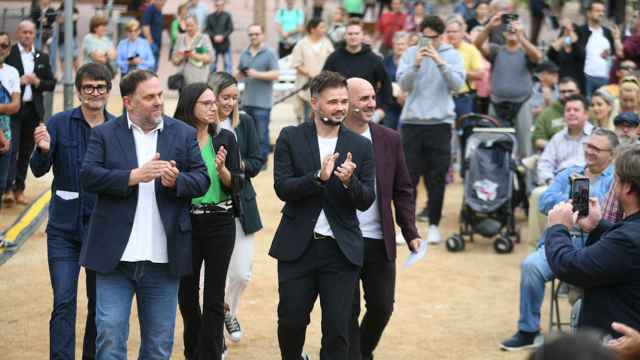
left=343, top=77, right=422, bottom=360
left=80, top=70, right=210, bottom=359
left=270, top=71, right=376, bottom=360
left=545, top=144, right=640, bottom=338
left=4, top=19, right=55, bottom=205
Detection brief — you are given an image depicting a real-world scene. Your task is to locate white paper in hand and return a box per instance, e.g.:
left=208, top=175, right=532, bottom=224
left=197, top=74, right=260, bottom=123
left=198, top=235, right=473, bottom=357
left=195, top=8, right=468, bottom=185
left=404, top=239, right=428, bottom=268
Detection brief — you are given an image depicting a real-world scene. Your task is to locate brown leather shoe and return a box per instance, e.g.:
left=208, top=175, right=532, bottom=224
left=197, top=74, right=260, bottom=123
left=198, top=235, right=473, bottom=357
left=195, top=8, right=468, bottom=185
left=13, top=192, right=28, bottom=205
left=3, top=192, right=15, bottom=204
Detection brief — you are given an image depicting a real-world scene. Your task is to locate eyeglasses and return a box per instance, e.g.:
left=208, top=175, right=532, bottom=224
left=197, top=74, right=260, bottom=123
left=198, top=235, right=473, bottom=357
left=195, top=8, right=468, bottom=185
left=583, top=143, right=612, bottom=153
left=81, top=84, right=109, bottom=95
left=197, top=100, right=216, bottom=109
left=248, top=33, right=261, bottom=37
left=0, top=43, right=9, bottom=50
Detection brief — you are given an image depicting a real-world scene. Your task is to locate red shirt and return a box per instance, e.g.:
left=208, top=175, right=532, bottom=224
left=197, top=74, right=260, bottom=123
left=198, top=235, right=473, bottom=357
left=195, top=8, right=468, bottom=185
left=377, top=11, right=407, bottom=48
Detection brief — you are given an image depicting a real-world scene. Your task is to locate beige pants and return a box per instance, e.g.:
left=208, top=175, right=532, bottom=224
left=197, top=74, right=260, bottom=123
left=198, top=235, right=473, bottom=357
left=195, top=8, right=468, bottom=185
left=528, top=185, right=548, bottom=245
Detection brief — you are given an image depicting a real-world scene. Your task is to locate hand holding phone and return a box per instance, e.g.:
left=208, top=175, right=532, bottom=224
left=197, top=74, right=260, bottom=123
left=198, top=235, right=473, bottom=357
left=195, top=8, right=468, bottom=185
left=570, top=175, right=590, bottom=217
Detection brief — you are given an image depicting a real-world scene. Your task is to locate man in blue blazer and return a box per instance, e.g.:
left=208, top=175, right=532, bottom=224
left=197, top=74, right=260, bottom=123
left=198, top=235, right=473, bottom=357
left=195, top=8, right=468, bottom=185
left=80, top=70, right=209, bottom=360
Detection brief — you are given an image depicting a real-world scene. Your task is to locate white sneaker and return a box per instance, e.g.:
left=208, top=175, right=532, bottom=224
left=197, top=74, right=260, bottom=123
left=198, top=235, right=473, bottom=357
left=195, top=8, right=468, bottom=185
left=427, top=225, right=441, bottom=244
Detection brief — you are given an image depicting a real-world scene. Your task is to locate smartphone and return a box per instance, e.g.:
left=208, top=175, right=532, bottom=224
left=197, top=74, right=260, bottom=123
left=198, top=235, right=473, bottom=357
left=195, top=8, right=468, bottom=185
left=570, top=175, right=590, bottom=217
left=501, top=13, right=519, bottom=25
left=418, top=35, right=431, bottom=49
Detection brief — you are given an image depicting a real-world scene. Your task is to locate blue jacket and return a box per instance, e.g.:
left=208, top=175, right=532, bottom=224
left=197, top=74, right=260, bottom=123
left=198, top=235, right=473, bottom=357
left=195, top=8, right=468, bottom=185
left=545, top=212, right=640, bottom=337
left=79, top=116, right=210, bottom=276
left=116, top=37, right=156, bottom=75
left=539, top=164, right=615, bottom=215
left=30, top=107, right=116, bottom=236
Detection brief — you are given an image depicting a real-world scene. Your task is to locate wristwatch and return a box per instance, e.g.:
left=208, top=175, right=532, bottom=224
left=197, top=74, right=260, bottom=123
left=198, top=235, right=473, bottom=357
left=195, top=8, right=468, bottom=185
left=315, top=170, right=324, bottom=184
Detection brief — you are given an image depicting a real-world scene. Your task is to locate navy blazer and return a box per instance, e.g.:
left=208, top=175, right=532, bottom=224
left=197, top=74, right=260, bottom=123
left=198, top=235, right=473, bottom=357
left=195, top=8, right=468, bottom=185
left=545, top=212, right=640, bottom=337
left=30, top=107, right=116, bottom=236
left=369, top=123, right=420, bottom=260
left=269, top=122, right=376, bottom=267
left=79, top=116, right=210, bottom=276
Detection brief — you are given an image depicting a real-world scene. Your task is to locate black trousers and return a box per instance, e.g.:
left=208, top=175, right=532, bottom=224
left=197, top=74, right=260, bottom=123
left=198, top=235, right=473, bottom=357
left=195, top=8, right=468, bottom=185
left=348, top=239, right=396, bottom=360
left=8, top=101, right=39, bottom=193
left=401, top=123, right=452, bottom=226
left=278, top=236, right=360, bottom=360
left=178, top=211, right=235, bottom=360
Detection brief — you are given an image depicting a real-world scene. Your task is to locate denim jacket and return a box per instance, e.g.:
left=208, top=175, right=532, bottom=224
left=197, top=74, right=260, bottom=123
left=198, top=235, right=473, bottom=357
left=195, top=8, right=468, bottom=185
left=30, top=107, right=116, bottom=236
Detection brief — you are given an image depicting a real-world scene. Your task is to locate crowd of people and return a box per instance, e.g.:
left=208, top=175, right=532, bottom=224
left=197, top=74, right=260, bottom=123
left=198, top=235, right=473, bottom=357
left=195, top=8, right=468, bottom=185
left=3, top=0, right=640, bottom=359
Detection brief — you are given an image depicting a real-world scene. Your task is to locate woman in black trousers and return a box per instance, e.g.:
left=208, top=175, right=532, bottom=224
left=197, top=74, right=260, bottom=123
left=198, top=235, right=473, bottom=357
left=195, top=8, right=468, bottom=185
left=174, top=82, right=243, bottom=360
left=209, top=71, right=264, bottom=343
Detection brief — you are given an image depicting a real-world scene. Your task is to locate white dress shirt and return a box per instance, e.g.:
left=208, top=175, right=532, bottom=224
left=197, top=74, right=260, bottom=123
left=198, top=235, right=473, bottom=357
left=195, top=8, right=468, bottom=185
left=313, top=136, right=338, bottom=238
left=120, top=116, right=169, bottom=263
left=18, top=43, right=35, bottom=102
left=356, top=127, right=383, bottom=240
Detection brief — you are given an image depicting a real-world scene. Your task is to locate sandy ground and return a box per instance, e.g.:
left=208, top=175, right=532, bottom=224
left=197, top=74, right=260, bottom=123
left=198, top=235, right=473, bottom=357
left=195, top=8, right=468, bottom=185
left=0, top=95, right=573, bottom=360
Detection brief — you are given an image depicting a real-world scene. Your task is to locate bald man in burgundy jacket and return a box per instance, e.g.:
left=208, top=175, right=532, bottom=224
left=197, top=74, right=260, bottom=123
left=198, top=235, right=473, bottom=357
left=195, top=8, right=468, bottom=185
left=344, top=77, right=421, bottom=360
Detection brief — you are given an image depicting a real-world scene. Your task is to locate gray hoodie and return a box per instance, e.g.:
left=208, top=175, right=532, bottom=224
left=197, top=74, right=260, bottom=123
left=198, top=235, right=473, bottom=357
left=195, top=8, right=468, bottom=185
left=396, top=43, right=466, bottom=125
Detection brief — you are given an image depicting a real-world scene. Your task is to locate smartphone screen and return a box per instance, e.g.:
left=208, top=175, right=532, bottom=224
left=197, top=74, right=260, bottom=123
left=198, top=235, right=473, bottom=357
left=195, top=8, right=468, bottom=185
left=571, top=177, right=590, bottom=217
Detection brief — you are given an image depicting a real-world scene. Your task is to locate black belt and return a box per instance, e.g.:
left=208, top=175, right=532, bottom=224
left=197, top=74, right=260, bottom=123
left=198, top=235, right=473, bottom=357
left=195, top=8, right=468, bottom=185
left=190, top=200, right=233, bottom=215
left=313, top=232, right=333, bottom=240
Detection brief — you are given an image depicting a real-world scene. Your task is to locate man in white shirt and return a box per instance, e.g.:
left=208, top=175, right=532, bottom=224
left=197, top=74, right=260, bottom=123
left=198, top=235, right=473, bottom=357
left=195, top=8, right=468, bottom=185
left=575, top=0, right=623, bottom=98
left=79, top=70, right=210, bottom=359
left=0, top=31, right=21, bottom=248
left=343, top=77, right=421, bottom=360
left=4, top=20, right=55, bottom=205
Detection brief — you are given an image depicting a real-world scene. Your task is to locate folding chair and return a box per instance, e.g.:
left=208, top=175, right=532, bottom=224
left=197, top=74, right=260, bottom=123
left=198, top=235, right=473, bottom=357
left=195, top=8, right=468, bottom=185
left=548, top=278, right=571, bottom=333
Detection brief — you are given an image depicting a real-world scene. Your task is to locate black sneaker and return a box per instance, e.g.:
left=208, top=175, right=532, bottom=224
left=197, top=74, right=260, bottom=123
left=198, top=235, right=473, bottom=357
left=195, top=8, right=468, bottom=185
left=500, top=331, right=540, bottom=351
left=224, top=309, right=243, bottom=342
left=416, top=208, right=429, bottom=222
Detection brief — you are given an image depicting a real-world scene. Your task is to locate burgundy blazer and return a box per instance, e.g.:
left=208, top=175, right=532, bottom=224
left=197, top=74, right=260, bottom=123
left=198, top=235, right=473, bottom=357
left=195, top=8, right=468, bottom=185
left=369, top=123, right=421, bottom=260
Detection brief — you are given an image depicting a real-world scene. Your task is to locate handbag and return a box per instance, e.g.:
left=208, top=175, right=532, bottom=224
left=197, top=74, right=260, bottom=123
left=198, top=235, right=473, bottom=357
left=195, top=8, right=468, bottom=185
left=168, top=72, right=184, bottom=90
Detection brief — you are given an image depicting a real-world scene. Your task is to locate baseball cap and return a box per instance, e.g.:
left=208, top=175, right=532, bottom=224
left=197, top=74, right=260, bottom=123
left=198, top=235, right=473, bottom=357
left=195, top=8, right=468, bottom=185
left=614, top=112, right=640, bottom=127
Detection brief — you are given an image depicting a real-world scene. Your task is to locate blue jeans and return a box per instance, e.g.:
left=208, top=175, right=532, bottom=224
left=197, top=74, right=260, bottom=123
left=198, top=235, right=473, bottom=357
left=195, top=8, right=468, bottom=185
left=212, top=50, right=233, bottom=74
left=95, top=262, right=179, bottom=360
left=454, top=93, right=475, bottom=119
left=243, top=106, right=271, bottom=161
left=584, top=74, right=609, bottom=100
left=151, top=43, right=160, bottom=73
left=518, top=234, right=586, bottom=332
left=48, top=230, right=96, bottom=360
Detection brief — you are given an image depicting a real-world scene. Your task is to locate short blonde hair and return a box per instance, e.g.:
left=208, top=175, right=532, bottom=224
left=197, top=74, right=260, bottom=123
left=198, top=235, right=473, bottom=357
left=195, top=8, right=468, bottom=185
left=125, top=19, right=140, bottom=32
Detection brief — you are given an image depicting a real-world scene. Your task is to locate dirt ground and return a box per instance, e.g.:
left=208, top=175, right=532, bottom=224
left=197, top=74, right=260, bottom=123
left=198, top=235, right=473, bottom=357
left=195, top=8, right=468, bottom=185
left=0, top=94, right=574, bottom=360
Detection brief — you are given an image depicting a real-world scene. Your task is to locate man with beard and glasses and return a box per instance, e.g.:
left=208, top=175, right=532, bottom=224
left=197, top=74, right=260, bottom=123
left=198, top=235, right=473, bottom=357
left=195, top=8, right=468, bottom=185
left=343, top=77, right=421, bottom=360
left=29, top=63, right=115, bottom=360
left=80, top=70, right=210, bottom=359
left=270, top=71, right=375, bottom=360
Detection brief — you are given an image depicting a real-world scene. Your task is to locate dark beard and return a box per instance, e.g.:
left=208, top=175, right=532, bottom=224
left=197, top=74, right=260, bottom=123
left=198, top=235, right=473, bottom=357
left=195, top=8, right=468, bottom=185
left=317, top=110, right=343, bottom=127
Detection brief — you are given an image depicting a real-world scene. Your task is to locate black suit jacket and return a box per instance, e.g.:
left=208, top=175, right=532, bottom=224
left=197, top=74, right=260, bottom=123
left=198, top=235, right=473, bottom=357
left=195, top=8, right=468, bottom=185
left=79, top=116, right=210, bottom=276
left=269, top=122, right=376, bottom=267
left=5, top=44, right=56, bottom=119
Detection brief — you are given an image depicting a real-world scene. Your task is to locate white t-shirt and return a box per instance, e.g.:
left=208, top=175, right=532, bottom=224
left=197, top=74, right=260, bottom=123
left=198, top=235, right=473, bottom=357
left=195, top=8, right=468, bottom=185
left=0, top=63, right=21, bottom=97
left=121, top=116, right=169, bottom=263
left=584, top=26, right=611, bottom=78
left=313, top=135, right=338, bottom=238
left=356, top=127, right=383, bottom=240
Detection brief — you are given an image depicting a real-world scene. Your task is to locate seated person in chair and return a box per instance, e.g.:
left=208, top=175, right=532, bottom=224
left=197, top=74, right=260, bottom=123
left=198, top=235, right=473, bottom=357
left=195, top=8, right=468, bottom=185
left=501, top=128, right=618, bottom=351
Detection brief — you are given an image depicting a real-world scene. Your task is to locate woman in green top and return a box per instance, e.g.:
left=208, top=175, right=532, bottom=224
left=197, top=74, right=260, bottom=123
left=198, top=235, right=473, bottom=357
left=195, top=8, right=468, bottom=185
left=174, top=82, right=243, bottom=360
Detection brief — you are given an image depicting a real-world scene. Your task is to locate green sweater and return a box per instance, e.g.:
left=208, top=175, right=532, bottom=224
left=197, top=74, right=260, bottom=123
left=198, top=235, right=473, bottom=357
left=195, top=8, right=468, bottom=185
left=532, top=101, right=565, bottom=145
left=192, top=137, right=230, bottom=205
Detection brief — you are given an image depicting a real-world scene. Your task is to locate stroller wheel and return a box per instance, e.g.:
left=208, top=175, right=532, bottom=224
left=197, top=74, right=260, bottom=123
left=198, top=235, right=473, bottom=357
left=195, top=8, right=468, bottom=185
left=446, top=235, right=465, bottom=253
left=494, top=235, right=514, bottom=254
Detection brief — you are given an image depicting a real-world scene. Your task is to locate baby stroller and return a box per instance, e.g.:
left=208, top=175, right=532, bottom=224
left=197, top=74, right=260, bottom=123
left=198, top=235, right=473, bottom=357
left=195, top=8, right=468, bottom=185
left=446, top=113, right=523, bottom=254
